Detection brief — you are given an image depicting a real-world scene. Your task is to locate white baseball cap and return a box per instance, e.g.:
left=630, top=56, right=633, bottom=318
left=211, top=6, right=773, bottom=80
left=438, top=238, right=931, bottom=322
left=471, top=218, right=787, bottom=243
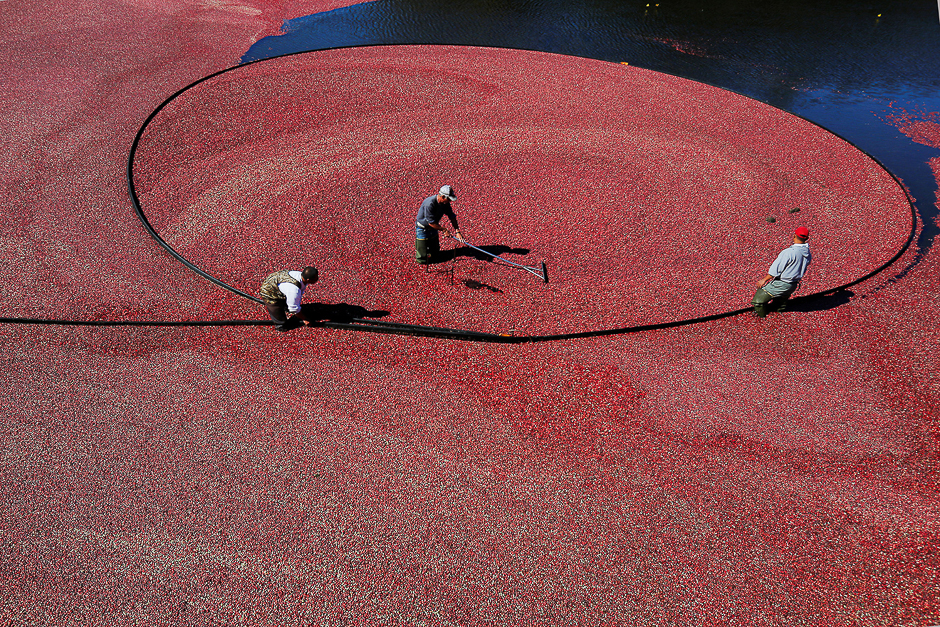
left=438, top=185, right=456, bottom=201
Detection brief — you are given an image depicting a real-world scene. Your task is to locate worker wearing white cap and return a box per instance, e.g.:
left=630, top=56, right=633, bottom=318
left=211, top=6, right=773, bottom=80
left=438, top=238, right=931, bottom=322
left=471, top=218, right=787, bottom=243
left=415, top=184, right=465, bottom=264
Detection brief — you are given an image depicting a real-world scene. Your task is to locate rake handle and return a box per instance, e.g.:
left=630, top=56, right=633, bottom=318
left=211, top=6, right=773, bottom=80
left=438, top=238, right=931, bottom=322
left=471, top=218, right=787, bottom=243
left=446, top=234, right=549, bottom=283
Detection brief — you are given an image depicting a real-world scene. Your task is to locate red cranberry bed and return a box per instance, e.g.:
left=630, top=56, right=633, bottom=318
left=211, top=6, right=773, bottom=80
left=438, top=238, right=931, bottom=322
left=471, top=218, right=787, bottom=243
left=132, top=47, right=910, bottom=335
left=0, top=4, right=936, bottom=626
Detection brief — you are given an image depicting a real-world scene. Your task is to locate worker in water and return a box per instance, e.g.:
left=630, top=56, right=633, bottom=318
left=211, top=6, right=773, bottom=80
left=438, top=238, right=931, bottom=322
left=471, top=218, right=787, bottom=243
left=751, top=226, right=812, bottom=318
left=259, top=265, right=319, bottom=331
left=415, top=184, right=465, bottom=264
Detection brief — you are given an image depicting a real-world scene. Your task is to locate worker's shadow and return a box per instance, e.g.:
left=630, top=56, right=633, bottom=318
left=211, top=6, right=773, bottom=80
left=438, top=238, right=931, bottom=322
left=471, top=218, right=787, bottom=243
left=787, top=289, right=854, bottom=312
left=299, top=302, right=391, bottom=325
left=435, top=244, right=530, bottom=264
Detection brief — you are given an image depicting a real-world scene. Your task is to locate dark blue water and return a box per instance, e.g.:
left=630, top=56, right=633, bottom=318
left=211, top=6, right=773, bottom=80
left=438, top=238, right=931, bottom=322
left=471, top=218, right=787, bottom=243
left=243, top=0, right=940, bottom=262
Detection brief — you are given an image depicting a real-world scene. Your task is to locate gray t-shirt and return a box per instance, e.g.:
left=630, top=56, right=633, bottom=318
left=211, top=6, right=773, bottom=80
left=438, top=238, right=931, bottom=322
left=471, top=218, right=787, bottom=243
left=768, top=243, right=811, bottom=282
left=416, top=195, right=458, bottom=229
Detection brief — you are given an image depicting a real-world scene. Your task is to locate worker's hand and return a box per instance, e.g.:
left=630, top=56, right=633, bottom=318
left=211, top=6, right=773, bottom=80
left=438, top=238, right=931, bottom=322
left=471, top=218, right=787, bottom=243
left=757, top=276, right=771, bottom=288
left=454, top=230, right=466, bottom=243
left=290, top=312, right=312, bottom=326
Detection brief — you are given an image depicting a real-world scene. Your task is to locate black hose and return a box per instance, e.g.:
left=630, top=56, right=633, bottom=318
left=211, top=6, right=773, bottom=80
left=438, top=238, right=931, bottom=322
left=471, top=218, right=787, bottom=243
left=0, top=318, right=268, bottom=327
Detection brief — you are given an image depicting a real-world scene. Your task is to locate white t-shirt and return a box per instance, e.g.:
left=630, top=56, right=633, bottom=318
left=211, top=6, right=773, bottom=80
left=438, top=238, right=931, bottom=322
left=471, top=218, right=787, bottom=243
left=278, top=270, right=306, bottom=313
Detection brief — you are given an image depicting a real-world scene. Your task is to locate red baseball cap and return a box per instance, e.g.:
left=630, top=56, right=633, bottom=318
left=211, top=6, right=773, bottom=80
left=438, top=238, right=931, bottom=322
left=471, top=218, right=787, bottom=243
left=795, top=226, right=809, bottom=238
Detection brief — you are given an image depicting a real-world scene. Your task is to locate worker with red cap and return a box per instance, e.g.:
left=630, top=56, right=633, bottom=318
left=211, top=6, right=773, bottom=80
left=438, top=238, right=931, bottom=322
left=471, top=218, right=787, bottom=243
left=751, top=226, right=812, bottom=317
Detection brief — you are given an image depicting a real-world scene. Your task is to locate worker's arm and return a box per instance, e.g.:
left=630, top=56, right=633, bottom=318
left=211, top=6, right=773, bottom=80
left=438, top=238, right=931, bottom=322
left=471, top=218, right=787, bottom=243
left=429, top=220, right=463, bottom=241
left=757, top=274, right=776, bottom=288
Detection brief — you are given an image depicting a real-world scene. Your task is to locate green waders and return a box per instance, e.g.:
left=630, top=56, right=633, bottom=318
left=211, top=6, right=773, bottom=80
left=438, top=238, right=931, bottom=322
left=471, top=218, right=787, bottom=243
left=416, top=238, right=429, bottom=264
left=752, top=281, right=798, bottom=317
left=751, top=288, right=774, bottom=318
left=415, top=231, right=440, bottom=264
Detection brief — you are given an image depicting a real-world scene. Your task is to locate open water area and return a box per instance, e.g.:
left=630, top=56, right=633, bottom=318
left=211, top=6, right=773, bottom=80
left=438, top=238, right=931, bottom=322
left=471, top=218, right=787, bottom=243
left=245, top=0, right=940, bottom=259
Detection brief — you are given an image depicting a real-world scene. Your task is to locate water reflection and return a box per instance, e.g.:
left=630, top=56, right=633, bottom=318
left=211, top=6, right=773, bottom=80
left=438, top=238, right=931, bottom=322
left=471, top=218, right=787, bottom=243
left=244, top=0, right=940, bottom=105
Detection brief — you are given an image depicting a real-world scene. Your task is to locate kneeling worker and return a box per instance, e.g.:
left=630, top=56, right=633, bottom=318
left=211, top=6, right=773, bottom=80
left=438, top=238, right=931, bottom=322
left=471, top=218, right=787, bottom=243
left=752, top=226, right=811, bottom=318
left=260, top=266, right=319, bottom=332
left=415, top=184, right=465, bottom=264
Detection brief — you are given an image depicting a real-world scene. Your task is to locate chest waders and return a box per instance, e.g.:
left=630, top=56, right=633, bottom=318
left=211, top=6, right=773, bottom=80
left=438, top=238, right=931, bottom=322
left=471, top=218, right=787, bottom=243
left=752, top=280, right=799, bottom=317
left=415, top=225, right=440, bottom=264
